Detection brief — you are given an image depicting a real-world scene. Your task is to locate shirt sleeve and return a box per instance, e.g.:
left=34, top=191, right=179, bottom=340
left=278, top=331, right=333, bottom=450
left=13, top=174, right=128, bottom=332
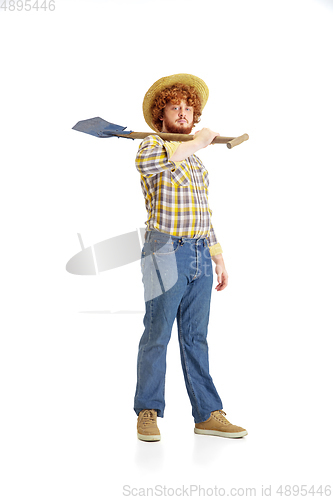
left=135, top=135, right=179, bottom=177
left=194, top=155, right=223, bottom=257
left=207, top=209, right=223, bottom=256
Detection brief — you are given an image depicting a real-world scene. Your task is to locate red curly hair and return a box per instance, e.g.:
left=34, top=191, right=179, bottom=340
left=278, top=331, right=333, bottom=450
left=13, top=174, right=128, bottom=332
left=151, top=84, right=202, bottom=132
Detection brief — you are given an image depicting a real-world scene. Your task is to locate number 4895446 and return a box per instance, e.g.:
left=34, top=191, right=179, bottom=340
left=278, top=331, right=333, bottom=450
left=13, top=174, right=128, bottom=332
left=0, top=1, right=55, bottom=11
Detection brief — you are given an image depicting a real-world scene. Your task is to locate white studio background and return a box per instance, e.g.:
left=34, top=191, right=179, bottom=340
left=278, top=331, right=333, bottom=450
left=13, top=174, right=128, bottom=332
left=1, top=0, right=333, bottom=498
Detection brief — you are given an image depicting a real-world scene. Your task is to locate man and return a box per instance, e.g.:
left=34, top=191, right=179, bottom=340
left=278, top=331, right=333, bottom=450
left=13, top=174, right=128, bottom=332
left=134, top=74, right=247, bottom=441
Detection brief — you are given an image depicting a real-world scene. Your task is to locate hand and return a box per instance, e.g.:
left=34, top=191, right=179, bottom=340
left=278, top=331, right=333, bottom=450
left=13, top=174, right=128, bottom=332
left=215, top=262, right=228, bottom=291
left=193, top=128, right=220, bottom=149
left=211, top=254, right=228, bottom=291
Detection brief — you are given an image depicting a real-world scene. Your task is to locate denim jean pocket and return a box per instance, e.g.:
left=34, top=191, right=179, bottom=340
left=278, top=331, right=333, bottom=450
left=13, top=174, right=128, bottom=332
left=152, top=237, right=180, bottom=255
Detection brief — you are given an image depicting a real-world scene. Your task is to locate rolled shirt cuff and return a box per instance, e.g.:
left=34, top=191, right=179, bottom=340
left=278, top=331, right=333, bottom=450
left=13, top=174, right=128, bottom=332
left=209, top=242, right=223, bottom=257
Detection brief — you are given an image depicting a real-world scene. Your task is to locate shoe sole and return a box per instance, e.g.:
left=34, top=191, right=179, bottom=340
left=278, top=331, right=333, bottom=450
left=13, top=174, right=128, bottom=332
left=137, top=432, right=161, bottom=442
left=194, top=428, right=248, bottom=438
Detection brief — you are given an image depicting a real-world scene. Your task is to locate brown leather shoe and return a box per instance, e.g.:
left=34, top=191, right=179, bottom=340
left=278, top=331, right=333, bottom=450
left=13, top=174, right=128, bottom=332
left=137, top=409, right=161, bottom=442
left=194, top=410, right=248, bottom=438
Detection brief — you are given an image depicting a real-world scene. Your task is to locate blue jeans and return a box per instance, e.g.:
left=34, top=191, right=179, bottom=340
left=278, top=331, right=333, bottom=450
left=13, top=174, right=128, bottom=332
left=134, top=229, right=223, bottom=423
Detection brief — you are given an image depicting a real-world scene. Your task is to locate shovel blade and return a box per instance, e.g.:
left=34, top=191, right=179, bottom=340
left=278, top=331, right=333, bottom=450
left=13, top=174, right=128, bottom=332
left=72, top=117, right=128, bottom=138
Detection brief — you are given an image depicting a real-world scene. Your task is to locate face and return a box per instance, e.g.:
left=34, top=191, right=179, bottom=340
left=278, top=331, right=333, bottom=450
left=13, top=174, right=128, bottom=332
left=160, top=100, right=194, bottom=134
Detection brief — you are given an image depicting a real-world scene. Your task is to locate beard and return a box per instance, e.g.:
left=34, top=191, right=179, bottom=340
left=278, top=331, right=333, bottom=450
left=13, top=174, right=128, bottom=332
left=162, top=115, right=194, bottom=135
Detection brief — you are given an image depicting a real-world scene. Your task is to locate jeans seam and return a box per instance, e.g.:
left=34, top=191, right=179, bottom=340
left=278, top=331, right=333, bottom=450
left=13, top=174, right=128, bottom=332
left=137, top=280, right=154, bottom=398
left=178, top=300, right=203, bottom=422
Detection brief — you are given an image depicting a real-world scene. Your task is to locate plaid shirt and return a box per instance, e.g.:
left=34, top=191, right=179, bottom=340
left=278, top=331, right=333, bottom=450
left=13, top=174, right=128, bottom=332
left=135, top=135, right=222, bottom=256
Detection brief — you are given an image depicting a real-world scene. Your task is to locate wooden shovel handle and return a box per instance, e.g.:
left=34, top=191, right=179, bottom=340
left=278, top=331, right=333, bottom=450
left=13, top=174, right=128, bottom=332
left=226, top=133, right=249, bottom=149
left=125, top=131, right=249, bottom=148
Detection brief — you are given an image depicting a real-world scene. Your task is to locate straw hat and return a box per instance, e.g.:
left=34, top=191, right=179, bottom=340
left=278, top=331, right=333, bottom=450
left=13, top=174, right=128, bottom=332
left=143, top=73, right=209, bottom=132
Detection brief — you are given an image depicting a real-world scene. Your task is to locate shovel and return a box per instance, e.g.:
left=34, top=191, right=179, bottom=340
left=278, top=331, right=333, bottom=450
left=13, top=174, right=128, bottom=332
left=72, top=117, right=249, bottom=149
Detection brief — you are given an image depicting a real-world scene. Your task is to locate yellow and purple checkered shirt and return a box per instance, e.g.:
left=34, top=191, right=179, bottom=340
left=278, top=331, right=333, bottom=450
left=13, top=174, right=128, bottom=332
left=135, top=135, right=222, bottom=257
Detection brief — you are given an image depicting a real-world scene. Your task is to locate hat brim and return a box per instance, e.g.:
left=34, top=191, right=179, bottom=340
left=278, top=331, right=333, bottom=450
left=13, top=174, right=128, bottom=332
left=142, top=73, right=209, bottom=132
